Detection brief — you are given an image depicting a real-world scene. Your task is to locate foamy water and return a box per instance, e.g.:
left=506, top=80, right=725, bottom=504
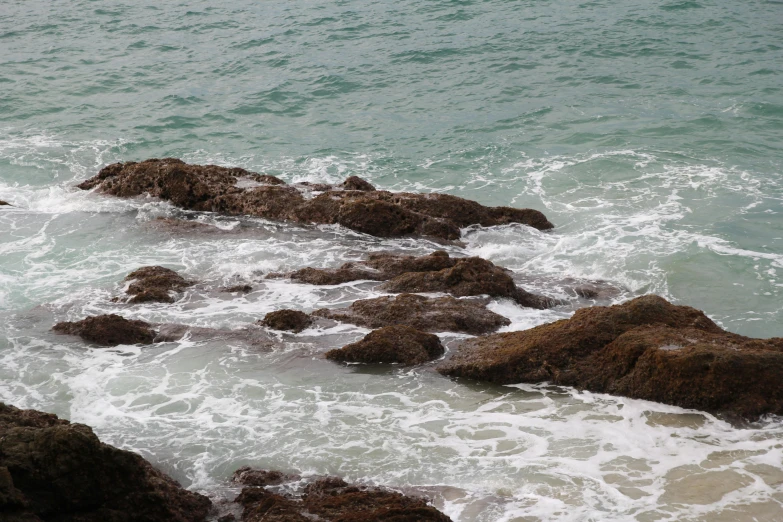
left=1, top=133, right=782, bottom=521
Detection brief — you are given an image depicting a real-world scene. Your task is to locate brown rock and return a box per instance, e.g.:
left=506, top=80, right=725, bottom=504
left=0, top=402, right=211, bottom=521
left=125, top=266, right=193, bottom=304
left=0, top=200, right=10, bottom=206
left=79, top=159, right=553, bottom=240
left=313, top=293, right=510, bottom=335
left=438, top=295, right=783, bottom=419
left=53, top=314, right=157, bottom=346
left=232, top=467, right=301, bottom=487
left=381, top=257, right=557, bottom=309
left=232, top=469, right=451, bottom=522
left=260, top=310, right=313, bottom=333
left=223, top=284, right=253, bottom=294
left=326, top=325, right=445, bottom=365
left=343, top=176, right=376, bottom=191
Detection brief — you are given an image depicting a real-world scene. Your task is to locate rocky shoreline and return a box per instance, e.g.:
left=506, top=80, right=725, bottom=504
left=7, top=159, right=781, bottom=519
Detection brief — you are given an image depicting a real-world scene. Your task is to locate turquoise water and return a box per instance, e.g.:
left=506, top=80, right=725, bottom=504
left=2, top=1, right=783, bottom=520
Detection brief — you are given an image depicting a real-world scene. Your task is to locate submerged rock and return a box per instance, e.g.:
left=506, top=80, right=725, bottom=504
left=222, top=284, right=254, bottom=294
left=53, top=314, right=156, bottom=346
left=260, top=310, right=313, bottom=333
left=0, top=402, right=211, bottom=522
left=438, top=295, right=783, bottom=419
left=232, top=468, right=451, bottom=522
left=0, top=200, right=10, bottom=206
left=79, top=159, right=553, bottom=240
left=124, top=265, right=193, bottom=303
left=326, top=325, right=445, bottom=365
left=313, top=293, right=510, bottom=335
left=380, top=256, right=558, bottom=309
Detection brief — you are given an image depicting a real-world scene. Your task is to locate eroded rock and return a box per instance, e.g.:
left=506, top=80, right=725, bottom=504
left=232, top=469, right=451, bottom=522
left=0, top=402, right=211, bottom=521
left=79, top=159, right=553, bottom=240
left=326, top=325, right=445, bottom=365
left=53, top=314, right=156, bottom=346
left=314, top=293, right=510, bottom=335
left=380, top=257, right=557, bottom=309
left=260, top=310, right=313, bottom=333
left=438, top=295, right=783, bottom=419
left=124, top=266, right=193, bottom=303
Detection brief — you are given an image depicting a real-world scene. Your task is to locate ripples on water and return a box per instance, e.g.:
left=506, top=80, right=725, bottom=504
left=1, top=0, right=782, bottom=520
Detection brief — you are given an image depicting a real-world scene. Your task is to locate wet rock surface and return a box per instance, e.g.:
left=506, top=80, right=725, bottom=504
left=0, top=402, right=211, bottom=522
left=124, top=265, right=193, bottom=303
left=326, top=325, right=445, bottom=365
left=260, top=310, right=313, bottom=333
left=380, top=256, right=558, bottom=309
left=314, top=293, right=510, bottom=335
left=232, top=468, right=451, bottom=522
left=438, top=295, right=783, bottom=419
left=0, top=200, right=10, bottom=206
left=53, top=314, right=157, bottom=346
left=79, top=159, right=553, bottom=239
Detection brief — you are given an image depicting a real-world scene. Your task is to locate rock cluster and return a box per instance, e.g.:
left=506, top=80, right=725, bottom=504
left=326, top=325, right=445, bottom=365
left=124, top=265, right=193, bottom=303
left=313, top=293, right=510, bottom=335
left=438, top=295, right=783, bottom=419
left=0, top=402, right=211, bottom=522
left=231, top=467, right=451, bottom=522
left=78, top=159, right=553, bottom=240
left=53, top=314, right=157, bottom=346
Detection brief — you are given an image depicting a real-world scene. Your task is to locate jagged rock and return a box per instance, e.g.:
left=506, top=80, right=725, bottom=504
left=232, top=468, right=301, bottom=488
left=232, top=469, right=451, bottom=522
left=313, top=293, right=510, bottom=335
left=381, top=257, right=557, bottom=309
left=53, top=314, right=156, bottom=346
left=260, top=310, right=313, bottom=333
left=124, top=266, right=193, bottom=304
left=343, top=176, right=375, bottom=191
left=0, top=403, right=211, bottom=522
left=438, top=295, right=783, bottom=419
left=326, top=325, right=445, bottom=365
left=79, top=159, right=553, bottom=240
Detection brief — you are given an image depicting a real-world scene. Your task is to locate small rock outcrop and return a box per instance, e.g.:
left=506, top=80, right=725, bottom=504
left=438, top=295, right=783, bottom=419
left=0, top=402, right=211, bottom=521
left=78, top=159, right=553, bottom=240
left=260, top=310, right=313, bottom=333
left=313, top=293, right=510, bottom=335
left=0, top=200, right=10, bottom=206
left=326, top=325, right=445, bottom=365
left=380, top=256, right=557, bottom=309
left=53, top=314, right=157, bottom=346
left=232, top=468, right=451, bottom=522
left=124, top=266, right=193, bottom=304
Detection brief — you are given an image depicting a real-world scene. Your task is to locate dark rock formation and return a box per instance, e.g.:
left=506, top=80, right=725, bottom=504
left=124, top=266, right=193, bottom=304
left=79, top=159, right=553, bottom=240
left=326, top=325, right=445, bottom=365
left=278, top=251, right=555, bottom=308
left=0, top=402, right=211, bottom=522
left=438, top=295, right=783, bottom=419
left=342, top=176, right=375, bottom=191
left=0, top=200, right=10, bottom=206
left=314, top=293, right=510, bottom=335
left=232, top=467, right=301, bottom=488
left=53, top=314, right=157, bottom=347
left=223, top=284, right=254, bottom=294
left=381, top=257, right=558, bottom=309
left=232, top=469, right=451, bottom=522
left=260, top=310, right=313, bottom=333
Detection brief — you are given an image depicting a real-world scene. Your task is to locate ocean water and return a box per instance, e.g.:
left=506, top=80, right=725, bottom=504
left=1, top=1, right=782, bottom=520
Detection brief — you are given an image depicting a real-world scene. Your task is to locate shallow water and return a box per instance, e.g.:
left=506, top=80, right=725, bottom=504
left=1, top=1, right=782, bottom=520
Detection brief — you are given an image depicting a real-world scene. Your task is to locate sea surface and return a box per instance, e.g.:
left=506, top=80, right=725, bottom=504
left=1, top=1, right=782, bottom=520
